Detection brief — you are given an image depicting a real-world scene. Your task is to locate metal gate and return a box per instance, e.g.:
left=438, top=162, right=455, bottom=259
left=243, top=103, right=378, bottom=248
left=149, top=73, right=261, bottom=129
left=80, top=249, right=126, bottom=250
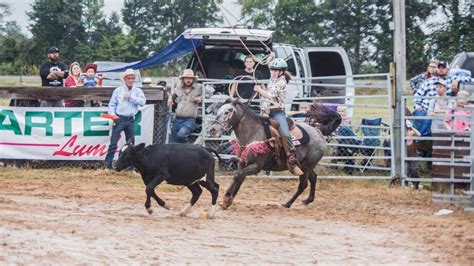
left=192, top=73, right=394, bottom=180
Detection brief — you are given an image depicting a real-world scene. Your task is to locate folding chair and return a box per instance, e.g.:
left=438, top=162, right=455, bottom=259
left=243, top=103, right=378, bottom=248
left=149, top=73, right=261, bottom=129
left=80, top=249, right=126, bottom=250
left=360, top=118, right=383, bottom=173
left=331, top=125, right=361, bottom=175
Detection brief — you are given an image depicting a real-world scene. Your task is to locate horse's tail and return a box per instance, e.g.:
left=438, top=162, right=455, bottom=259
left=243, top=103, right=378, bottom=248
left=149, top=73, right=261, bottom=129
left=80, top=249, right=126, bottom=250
left=305, top=103, right=342, bottom=136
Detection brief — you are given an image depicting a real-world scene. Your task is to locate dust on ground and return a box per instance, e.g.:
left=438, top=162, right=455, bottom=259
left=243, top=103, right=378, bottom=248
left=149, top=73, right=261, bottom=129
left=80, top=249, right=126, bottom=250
left=0, top=168, right=473, bottom=264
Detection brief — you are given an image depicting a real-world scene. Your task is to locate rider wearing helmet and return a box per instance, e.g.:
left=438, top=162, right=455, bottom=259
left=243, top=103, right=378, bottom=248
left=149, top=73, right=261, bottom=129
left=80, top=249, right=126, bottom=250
left=254, top=58, right=303, bottom=175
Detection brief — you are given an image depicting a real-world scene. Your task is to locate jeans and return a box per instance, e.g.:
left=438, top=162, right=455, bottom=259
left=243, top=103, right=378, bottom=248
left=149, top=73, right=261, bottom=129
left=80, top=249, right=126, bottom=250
left=171, top=117, right=196, bottom=143
left=270, top=111, right=295, bottom=149
left=104, top=116, right=135, bottom=169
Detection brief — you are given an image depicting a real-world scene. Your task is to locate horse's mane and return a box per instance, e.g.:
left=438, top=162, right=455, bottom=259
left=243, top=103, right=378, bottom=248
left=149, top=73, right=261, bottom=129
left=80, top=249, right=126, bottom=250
left=306, top=103, right=342, bottom=136
left=224, top=99, right=265, bottom=124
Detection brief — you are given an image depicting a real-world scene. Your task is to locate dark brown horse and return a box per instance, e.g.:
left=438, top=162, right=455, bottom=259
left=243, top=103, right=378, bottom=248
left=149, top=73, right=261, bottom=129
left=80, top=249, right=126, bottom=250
left=208, top=99, right=341, bottom=209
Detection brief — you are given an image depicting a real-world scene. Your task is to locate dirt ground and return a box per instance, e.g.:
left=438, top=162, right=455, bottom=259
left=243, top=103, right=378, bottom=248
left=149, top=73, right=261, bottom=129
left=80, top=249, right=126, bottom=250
left=0, top=168, right=473, bottom=264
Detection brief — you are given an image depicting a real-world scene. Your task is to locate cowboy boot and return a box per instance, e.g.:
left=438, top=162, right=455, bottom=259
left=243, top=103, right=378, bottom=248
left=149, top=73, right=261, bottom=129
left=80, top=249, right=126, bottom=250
left=282, top=137, right=304, bottom=176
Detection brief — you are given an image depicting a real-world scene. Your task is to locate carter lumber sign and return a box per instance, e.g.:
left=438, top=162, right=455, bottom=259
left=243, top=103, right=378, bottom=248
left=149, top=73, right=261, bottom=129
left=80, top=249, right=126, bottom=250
left=0, top=105, right=154, bottom=160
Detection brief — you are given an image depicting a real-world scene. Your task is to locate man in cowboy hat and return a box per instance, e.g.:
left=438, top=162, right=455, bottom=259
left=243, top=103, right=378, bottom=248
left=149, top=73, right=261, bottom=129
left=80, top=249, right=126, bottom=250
left=104, top=68, right=146, bottom=169
left=168, top=69, right=202, bottom=143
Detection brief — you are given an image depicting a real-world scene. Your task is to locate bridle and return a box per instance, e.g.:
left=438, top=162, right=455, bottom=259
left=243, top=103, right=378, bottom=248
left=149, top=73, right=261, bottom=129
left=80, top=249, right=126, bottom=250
left=212, top=104, right=246, bottom=133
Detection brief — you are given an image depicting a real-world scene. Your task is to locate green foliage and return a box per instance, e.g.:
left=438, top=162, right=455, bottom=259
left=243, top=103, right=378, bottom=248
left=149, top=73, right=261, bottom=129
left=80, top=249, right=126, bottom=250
left=273, top=0, right=322, bottom=45
left=241, top=0, right=275, bottom=29
left=122, top=0, right=222, bottom=54
left=240, top=0, right=439, bottom=76
left=27, top=0, right=87, bottom=65
left=428, top=0, right=474, bottom=62
left=0, top=0, right=471, bottom=78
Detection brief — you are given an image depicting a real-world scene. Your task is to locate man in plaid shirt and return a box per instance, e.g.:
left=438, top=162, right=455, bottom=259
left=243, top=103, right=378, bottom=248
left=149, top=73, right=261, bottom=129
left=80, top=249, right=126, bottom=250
left=414, top=61, right=471, bottom=110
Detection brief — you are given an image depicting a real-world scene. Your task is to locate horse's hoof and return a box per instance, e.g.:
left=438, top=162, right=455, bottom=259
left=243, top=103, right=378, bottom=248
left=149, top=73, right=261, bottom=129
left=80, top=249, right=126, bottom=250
left=146, top=208, right=153, bottom=215
left=176, top=203, right=192, bottom=217
left=221, top=196, right=233, bottom=210
left=206, top=205, right=217, bottom=219
left=302, top=199, right=313, bottom=205
left=281, top=203, right=291, bottom=208
left=219, top=202, right=230, bottom=210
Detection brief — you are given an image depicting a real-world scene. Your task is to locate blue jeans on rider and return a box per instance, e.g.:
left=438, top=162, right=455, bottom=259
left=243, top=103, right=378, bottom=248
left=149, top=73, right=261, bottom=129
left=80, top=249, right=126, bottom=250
left=270, top=111, right=295, bottom=149
left=172, top=117, right=196, bottom=143
left=105, top=116, right=135, bottom=169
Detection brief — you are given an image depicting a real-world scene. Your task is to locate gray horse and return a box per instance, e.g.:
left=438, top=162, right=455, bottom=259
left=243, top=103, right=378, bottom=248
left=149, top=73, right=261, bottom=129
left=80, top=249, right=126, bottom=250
left=208, top=99, right=341, bottom=209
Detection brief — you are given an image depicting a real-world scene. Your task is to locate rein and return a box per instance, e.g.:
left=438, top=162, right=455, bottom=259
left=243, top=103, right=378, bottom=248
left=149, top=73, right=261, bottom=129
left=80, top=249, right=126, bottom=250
left=213, top=105, right=247, bottom=133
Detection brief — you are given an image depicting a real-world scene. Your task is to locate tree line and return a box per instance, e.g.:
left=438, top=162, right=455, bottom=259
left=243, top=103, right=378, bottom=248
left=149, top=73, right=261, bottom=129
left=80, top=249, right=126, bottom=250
left=0, top=0, right=472, bottom=77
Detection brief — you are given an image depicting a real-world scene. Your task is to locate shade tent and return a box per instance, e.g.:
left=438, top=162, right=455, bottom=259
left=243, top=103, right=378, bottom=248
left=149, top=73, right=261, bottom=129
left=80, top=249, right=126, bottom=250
left=100, top=34, right=202, bottom=72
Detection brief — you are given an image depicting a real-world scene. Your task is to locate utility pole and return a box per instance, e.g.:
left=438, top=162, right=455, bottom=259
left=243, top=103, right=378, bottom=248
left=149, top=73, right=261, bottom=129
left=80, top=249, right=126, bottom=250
left=392, top=0, right=406, bottom=183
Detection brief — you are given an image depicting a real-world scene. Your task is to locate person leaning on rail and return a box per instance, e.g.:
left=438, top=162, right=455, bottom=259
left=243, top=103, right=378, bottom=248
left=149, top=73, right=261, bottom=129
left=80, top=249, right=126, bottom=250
left=39, top=46, right=69, bottom=107
left=409, top=59, right=438, bottom=95
left=168, top=69, right=202, bottom=143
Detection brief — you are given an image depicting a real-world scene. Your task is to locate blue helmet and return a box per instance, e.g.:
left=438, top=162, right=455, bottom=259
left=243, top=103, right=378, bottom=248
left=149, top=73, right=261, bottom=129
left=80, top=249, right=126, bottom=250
left=269, top=58, right=287, bottom=70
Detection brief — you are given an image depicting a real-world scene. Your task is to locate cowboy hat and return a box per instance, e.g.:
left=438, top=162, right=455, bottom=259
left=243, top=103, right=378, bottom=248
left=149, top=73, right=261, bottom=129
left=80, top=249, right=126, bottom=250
left=83, top=63, right=97, bottom=73
left=120, top=68, right=136, bottom=80
left=179, top=69, right=198, bottom=79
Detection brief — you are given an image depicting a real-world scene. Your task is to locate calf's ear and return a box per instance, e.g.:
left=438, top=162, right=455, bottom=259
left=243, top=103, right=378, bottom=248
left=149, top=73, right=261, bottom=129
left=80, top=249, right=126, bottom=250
left=134, top=143, right=146, bottom=153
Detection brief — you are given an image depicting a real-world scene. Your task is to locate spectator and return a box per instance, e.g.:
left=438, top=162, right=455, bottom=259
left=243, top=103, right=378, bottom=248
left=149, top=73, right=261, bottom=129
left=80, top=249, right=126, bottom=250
left=409, top=59, right=438, bottom=94
left=444, top=90, right=471, bottom=132
left=288, top=102, right=311, bottom=118
left=336, top=105, right=351, bottom=125
left=39, top=47, right=68, bottom=107
left=142, top=77, right=152, bottom=88
left=230, top=55, right=265, bottom=100
left=104, top=69, right=146, bottom=170
left=64, top=62, right=85, bottom=107
left=413, top=60, right=471, bottom=110
left=428, top=79, right=454, bottom=132
left=80, top=63, right=103, bottom=87
left=168, top=69, right=202, bottom=143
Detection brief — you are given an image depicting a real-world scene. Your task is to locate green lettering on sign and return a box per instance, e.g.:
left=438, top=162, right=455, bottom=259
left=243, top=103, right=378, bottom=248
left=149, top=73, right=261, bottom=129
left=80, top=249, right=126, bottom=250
left=55, top=112, right=82, bottom=136
left=134, top=111, right=142, bottom=135
left=0, top=110, right=22, bottom=135
left=25, top=112, right=53, bottom=136
left=84, top=111, right=109, bottom=136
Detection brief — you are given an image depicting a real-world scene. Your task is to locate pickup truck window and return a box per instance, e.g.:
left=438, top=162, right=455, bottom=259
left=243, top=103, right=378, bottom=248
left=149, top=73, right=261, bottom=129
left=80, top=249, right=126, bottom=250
left=294, top=51, right=305, bottom=78
left=274, top=47, right=297, bottom=76
left=462, top=57, right=474, bottom=73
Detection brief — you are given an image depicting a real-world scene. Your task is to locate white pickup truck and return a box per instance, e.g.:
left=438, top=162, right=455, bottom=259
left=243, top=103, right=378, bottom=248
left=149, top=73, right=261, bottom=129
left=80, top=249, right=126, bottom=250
left=184, top=27, right=355, bottom=113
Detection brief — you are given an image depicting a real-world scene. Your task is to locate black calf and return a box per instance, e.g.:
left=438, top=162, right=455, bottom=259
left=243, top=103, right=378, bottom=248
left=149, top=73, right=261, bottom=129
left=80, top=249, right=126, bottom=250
left=115, top=142, right=220, bottom=218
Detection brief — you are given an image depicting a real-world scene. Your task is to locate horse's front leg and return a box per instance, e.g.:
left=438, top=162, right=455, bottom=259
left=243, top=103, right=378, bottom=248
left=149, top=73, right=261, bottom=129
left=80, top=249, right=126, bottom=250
left=222, top=163, right=260, bottom=210
left=282, top=171, right=309, bottom=208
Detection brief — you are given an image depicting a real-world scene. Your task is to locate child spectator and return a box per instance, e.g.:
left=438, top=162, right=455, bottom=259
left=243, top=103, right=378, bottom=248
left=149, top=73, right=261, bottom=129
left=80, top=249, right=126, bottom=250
left=80, top=63, right=104, bottom=87
left=288, top=102, right=311, bottom=119
left=444, top=90, right=471, bottom=132
left=428, top=79, right=454, bottom=132
left=80, top=63, right=104, bottom=106
left=337, top=105, right=351, bottom=125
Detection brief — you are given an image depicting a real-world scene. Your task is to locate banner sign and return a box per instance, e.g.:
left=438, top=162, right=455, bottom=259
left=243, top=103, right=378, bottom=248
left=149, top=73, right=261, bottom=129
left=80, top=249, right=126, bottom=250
left=0, top=105, right=154, bottom=160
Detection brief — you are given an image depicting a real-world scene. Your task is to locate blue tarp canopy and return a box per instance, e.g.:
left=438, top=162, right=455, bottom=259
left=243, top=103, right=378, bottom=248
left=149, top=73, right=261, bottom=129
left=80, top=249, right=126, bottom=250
left=100, top=34, right=202, bottom=72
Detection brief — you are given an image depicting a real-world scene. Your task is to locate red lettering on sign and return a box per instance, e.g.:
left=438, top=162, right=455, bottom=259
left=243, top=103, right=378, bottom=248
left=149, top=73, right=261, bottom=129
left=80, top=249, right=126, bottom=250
left=53, top=135, right=108, bottom=157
